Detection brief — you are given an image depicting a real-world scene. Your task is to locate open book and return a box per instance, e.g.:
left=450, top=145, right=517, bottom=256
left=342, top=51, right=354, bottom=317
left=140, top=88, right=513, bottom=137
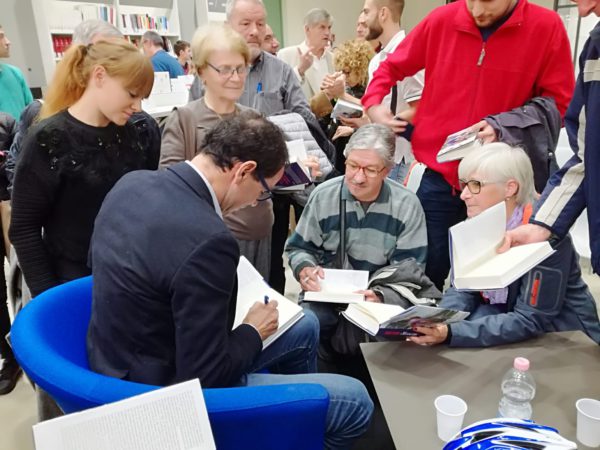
left=235, top=256, right=304, bottom=348
left=342, top=302, right=469, bottom=338
left=450, top=202, right=554, bottom=290
left=303, top=268, right=369, bottom=303
left=275, top=139, right=312, bottom=192
left=331, top=99, right=363, bottom=120
left=33, top=379, right=216, bottom=450
left=437, top=124, right=483, bottom=163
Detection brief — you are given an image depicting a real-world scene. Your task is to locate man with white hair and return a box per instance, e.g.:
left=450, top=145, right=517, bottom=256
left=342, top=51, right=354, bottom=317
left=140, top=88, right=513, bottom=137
left=278, top=8, right=335, bottom=100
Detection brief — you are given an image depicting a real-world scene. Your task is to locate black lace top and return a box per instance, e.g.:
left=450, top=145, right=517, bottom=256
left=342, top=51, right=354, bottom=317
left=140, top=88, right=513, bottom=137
left=9, top=110, right=160, bottom=296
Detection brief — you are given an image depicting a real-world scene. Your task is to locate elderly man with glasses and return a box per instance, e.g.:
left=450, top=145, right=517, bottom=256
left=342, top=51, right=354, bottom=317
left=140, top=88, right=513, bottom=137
left=285, top=124, right=427, bottom=360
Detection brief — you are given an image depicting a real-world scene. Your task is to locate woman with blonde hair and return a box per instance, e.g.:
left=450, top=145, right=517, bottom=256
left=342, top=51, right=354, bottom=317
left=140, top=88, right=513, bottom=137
left=10, top=39, right=160, bottom=301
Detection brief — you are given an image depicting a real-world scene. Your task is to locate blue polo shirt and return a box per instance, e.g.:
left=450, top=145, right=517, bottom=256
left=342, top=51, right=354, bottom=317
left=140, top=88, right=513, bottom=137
left=151, top=50, right=184, bottom=79
left=0, top=63, right=33, bottom=119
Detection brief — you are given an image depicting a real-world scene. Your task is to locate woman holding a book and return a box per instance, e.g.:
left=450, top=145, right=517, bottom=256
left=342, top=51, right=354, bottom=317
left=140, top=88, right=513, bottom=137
left=408, top=144, right=600, bottom=347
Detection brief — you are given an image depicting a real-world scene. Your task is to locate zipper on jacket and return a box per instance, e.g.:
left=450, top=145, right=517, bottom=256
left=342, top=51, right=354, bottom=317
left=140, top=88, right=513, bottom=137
left=477, top=43, right=486, bottom=66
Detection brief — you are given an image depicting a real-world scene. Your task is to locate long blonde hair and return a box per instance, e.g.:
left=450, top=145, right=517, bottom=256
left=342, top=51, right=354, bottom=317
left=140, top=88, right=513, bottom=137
left=40, top=39, right=154, bottom=119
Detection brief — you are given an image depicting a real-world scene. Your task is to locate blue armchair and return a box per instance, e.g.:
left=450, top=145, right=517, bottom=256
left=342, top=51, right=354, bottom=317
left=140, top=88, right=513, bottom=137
left=11, top=276, right=329, bottom=449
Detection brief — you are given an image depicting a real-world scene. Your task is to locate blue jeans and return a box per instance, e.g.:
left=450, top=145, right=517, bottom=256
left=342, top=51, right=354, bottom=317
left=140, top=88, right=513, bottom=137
left=239, top=310, right=374, bottom=450
left=416, top=169, right=466, bottom=291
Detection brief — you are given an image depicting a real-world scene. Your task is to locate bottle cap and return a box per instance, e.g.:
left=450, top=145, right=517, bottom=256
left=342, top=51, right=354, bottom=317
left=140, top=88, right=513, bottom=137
left=514, top=357, right=530, bottom=371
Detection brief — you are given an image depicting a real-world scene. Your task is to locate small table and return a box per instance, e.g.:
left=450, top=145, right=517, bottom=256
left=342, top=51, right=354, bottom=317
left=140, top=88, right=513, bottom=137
left=361, top=332, right=600, bottom=449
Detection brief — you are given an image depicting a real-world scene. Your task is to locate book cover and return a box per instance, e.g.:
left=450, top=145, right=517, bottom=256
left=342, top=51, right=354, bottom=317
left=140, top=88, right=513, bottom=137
left=331, top=99, right=363, bottom=120
left=437, top=125, right=483, bottom=163
left=275, top=140, right=311, bottom=191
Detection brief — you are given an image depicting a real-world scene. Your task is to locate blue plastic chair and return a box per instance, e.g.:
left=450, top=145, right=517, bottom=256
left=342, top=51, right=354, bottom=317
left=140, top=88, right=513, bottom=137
left=11, top=276, right=329, bottom=450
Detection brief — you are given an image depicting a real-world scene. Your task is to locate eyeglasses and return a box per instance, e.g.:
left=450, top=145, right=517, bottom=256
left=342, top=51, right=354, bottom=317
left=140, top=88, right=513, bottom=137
left=345, top=161, right=386, bottom=178
left=206, top=62, right=249, bottom=78
left=459, top=179, right=497, bottom=194
left=256, top=172, right=273, bottom=202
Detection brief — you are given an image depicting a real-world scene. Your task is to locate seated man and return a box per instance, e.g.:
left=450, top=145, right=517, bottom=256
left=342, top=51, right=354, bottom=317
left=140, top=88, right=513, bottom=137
left=408, top=144, right=600, bottom=347
left=285, top=124, right=427, bottom=350
left=87, top=111, right=373, bottom=449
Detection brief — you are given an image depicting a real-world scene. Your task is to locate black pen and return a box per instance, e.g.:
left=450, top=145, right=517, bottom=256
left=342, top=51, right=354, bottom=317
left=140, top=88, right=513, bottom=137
left=264, top=295, right=269, bottom=305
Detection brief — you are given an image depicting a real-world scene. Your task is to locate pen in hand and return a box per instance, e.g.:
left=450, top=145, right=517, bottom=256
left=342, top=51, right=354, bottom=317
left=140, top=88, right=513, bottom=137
left=302, top=267, right=320, bottom=284
left=264, top=295, right=269, bottom=305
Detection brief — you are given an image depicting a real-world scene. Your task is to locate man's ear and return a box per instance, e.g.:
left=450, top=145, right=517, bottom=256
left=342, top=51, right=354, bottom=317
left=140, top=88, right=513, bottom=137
left=232, top=160, right=258, bottom=184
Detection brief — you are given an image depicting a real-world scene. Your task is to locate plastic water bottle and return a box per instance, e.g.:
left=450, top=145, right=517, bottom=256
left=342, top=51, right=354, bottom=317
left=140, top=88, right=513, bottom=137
left=498, top=357, right=536, bottom=420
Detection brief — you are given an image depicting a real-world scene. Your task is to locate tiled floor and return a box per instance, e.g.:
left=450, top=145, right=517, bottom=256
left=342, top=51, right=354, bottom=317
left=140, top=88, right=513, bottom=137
left=2, top=260, right=599, bottom=450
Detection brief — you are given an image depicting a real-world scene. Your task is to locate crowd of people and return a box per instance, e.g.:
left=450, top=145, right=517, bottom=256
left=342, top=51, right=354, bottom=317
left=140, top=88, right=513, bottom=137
left=1, top=0, right=600, bottom=448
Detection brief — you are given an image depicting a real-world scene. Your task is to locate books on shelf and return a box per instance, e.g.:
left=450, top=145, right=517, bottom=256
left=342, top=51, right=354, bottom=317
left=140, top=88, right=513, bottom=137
left=303, top=269, right=369, bottom=304
left=437, top=124, right=483, bottom=163
left=275, top=140, right=312, bottom=192
left=33, top=380, right=216, bottom=450
left=120, top=13, right=171, bottom=34
left=235, top=257, right=304, bottom=349
left=450, top=201, right=554, bottom=290
left=342, top=302, right=469, bottom=338
left=331, top=99, right=363, bottom=120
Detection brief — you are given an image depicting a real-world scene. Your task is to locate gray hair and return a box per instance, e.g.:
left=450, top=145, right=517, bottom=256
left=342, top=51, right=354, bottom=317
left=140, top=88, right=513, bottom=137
left=72, top=20, right=122, bottom=45
left=225, top=0, right=265, bottom=21
left=344, top=124, right=395, bottom=167
left=304, top=8, right=333, bottom=27
left=458, top=143, right=536, bottom=205
left=142, top=30, right=164, bottom=48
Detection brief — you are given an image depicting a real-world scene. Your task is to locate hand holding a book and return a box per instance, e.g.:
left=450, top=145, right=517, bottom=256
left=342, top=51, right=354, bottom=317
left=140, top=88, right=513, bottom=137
left=498, top=223, right=552, bottom=253
left=302, top=155, right=322, bottom=178
left=474, top=120, right=497, bottom=144
left=243, top=301, right=280, bottom=341
left=407, top=324, right=448, bottom=346
left=299, top=266, right=324, bottom=292
left=355, top=290, right=381, bottom=303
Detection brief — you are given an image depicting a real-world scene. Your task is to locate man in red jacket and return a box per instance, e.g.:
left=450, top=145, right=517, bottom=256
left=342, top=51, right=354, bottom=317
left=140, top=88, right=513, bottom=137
left=362, top=0, right=575, bottom=290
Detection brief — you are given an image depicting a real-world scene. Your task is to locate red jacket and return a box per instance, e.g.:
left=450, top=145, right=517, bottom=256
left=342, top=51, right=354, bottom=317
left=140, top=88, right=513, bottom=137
left=362, top=0, right=575, bottom=190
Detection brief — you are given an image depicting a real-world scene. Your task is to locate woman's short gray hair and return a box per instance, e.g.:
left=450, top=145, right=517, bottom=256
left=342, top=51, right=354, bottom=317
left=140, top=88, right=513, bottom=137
left=73, top=19, right=122, bottom=45
left=458, top=143, right=536, bottom=205
left=304, top=8, right=333, bottom=27
left=344, top=124, right=396, bottom=168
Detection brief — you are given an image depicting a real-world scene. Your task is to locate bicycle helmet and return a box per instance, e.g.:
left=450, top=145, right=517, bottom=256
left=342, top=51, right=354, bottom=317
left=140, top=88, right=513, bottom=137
left=443, top=418, right=577, bottom=450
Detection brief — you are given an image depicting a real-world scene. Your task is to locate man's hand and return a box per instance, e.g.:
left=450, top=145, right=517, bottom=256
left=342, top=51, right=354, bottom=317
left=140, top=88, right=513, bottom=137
left=498, top=224, right=552, bottom=253
left=299, top=266, right=324, bottom=292
left=243, top=301, right=279, bottom=341
left=297, top=47, right=314, bottom=77
left=332, top=125, right=354, bottom=141
left=407, top=324, right=448, bottom=346
left=355, top=289, right=381, bottom=303
left=366, top=104, right=406, bottom=134
left=302, top=155, right=322, bottom=179
left=475, top=120, right=498, bottom=143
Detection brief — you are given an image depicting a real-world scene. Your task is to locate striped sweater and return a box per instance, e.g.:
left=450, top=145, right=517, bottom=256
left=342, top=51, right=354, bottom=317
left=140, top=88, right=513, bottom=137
left=285, top=176, right=427, bottom=279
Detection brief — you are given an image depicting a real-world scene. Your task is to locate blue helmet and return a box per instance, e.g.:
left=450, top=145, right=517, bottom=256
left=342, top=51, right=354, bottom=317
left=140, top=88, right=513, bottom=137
left=443, top=418, right=577, bottom=450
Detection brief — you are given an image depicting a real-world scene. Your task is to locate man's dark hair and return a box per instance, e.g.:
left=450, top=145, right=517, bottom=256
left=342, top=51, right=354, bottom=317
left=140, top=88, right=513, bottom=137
left=384, top=0, right=405, bottom=23
left=201, top=110, right=288, bottom=179
left=174, top=40, right=190, bottom=56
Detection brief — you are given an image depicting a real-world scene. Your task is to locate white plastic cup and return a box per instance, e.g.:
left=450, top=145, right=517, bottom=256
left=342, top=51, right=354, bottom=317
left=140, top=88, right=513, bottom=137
left=434, top=395, right=468, bottom=442
left=576, top=398, right=600, bottom=447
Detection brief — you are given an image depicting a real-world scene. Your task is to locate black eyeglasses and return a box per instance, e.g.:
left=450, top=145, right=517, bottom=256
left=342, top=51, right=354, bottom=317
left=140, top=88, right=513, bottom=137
left=206, top=62, right=249, bottom=78
left=256, top=172, right=273, bottom=202
left=459, top=179, right=497, bottom=194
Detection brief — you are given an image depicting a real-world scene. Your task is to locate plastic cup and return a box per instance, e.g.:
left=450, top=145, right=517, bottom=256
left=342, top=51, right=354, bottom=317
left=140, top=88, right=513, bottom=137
left=434, top=395, right=468, bottom=442
left=576, top=398, right=600, bottom=447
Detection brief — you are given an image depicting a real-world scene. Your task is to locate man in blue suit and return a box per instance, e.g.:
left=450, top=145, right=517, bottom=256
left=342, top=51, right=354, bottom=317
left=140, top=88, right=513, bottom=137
left=87, top=111, right=373, bottom=449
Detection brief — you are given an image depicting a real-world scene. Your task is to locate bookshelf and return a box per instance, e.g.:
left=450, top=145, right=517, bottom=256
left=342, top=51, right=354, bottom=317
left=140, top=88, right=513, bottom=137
left=31, top=0, right=181, bottom=86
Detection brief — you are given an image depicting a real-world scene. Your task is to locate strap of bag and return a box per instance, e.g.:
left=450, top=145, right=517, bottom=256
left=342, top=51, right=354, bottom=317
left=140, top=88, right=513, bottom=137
left=390, top=84, right=398, bottom=116
left=336, top=179, right=347, bottom=269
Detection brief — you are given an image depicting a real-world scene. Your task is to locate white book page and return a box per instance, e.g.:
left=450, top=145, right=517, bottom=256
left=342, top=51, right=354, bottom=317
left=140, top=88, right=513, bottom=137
left=286, top=139, right=310, bottom=179
left=450, top=201, right=506, bottom=276
left=319, top=269, right=369, bottom=293
left=33, top=380, right=215, bottom=450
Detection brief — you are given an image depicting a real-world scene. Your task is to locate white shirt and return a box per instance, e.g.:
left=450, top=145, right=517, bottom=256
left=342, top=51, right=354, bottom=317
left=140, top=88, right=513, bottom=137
left=368, top=30, right=425, bottom=164
left=185, top=161, right=223, bottom=219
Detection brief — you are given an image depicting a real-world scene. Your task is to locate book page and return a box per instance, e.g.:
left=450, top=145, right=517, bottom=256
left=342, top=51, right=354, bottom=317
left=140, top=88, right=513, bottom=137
left=303, top=269, right=369, bottom=303
left=450, top=201, right=506, bottom=276
left=33, top=380, right=215, bottom=450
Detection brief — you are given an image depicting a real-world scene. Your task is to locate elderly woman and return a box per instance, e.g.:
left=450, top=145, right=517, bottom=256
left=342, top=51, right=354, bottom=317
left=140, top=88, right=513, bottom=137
left=409, top=143, right=600, bottom=347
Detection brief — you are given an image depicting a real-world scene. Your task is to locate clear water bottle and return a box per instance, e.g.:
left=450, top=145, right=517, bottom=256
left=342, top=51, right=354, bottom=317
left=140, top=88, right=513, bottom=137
left=498, top=357, right=536, bottom=420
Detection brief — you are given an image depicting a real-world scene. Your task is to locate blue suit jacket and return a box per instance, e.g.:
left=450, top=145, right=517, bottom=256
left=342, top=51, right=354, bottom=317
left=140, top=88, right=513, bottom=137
left=87, top=162, right=263, bottom=387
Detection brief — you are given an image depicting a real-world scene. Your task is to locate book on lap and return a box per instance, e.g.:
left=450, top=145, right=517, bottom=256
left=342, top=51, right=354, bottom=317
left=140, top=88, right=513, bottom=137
left=449, top=201, right=555, bottom=290
left=235, top=256, right=304, bottom=349
left=303, top=269, right=369, bottom=303
left=342, top=302, right=469, bottom=338
left=437, top=124, right=483, bottom=163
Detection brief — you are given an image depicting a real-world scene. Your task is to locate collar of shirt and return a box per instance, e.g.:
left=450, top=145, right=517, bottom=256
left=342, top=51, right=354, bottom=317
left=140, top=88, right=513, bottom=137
left=381, top=30, right=406, bottom=57
left=185, top=161, right=223, bottom=218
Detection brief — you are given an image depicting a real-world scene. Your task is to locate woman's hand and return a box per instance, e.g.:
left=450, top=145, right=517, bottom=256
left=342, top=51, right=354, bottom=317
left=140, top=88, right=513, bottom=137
left=302, top=155, right=322, bottom=179
left=407, top=324, right=448, bottom=346
left=355, top=289, right=381, bottom=303
left=332, top=125, right=354, bottom=141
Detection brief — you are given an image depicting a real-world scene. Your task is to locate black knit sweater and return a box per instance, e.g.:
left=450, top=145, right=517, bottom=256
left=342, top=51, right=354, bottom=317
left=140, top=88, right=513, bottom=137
left=9, top=110, right=160, bottom=296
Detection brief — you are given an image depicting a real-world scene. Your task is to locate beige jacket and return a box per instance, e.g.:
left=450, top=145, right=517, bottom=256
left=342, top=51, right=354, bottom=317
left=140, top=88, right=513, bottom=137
left=160, top=98, right=273, bottom=241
